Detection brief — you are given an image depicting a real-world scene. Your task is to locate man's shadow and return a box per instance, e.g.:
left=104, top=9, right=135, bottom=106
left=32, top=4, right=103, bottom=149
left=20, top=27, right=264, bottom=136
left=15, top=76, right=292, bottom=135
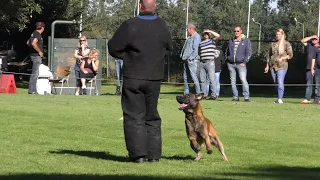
left=49, top=149, right=194, bottom=162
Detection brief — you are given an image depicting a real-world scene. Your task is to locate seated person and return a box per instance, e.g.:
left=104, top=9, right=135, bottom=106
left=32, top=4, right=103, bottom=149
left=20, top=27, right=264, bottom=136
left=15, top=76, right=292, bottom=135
left=37, top=59, right=53, bottom=95
left=80, top=49, right=99, bottom=90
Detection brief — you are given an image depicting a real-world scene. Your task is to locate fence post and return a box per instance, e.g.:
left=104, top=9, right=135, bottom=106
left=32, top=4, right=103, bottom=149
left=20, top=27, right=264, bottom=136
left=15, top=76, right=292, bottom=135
left=106, top=38, right=110, bottom=78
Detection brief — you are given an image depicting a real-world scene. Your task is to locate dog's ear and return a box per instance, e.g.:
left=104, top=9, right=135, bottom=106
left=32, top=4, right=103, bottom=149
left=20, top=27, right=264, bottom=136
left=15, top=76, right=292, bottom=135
left=196, top=93, right=205, bottom=101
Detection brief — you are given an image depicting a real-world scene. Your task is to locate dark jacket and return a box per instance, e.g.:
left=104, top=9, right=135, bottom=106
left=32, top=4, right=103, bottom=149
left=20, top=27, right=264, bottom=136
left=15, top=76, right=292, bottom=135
left=214, top=48, right=225, bottom=72
left=108, top=12, right=173, bottom=80
left=225, top=37, right=252, bottom=64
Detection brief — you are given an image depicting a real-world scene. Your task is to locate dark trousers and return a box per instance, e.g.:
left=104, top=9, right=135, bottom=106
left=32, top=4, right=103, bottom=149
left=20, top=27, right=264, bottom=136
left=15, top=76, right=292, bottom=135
left=121, top=77, right=162, bottom=160
left=305, top=70, right=314, bottom=100
left=314, top=72, right=320, bottom=102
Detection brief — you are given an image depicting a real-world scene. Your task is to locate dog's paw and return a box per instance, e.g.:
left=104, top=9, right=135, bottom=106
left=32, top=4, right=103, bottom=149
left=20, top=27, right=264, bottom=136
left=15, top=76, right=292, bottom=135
left=207, top=149, right=213, bottom=154
left=222, top=156, right=228, bottom=161
left=194, top=152, right=203, bottom=161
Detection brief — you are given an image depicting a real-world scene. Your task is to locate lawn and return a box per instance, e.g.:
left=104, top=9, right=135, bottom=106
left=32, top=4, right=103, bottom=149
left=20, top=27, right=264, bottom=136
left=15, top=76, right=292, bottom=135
left=0, top=84, right=319, bottom=180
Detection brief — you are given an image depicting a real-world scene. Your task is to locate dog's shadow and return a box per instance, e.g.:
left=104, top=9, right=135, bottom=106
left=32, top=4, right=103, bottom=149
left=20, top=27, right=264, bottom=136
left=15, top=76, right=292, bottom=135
left=49, top=149, right=194, bottom=162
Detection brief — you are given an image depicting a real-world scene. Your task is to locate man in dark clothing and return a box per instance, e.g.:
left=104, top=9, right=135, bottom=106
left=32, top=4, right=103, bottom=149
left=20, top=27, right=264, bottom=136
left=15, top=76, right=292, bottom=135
left=300, top=35, right=319, bottom=104
left=108, top=0, right=172, bottom=163
left=27, top=21, right=45, bottom=94
left=225, top=25, right=252, bottom=102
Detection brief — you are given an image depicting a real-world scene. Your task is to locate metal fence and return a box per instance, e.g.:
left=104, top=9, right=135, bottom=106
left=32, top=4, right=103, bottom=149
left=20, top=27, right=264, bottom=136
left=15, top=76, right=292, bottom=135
left=105, top=39, right=308, bottom=86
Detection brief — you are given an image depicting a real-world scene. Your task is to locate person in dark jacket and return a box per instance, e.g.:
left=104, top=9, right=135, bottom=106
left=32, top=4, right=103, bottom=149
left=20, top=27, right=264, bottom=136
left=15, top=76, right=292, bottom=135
left=108, top=0, right=172, bottom=163
left=225, top=25, right=252, bottom=102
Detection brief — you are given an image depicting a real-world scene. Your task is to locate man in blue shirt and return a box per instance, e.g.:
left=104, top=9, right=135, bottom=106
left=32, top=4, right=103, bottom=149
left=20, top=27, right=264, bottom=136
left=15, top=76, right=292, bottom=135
left=180, top=23, right=201, bottom=95
left=311, top=46, right=320, bottom=104
left=300, top=35, right=319, bottom=104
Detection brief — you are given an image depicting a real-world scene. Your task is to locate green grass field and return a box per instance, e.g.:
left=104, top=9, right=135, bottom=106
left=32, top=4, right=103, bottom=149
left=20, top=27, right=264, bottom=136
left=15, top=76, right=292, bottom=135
left=0, top=84, right=319, bottom=180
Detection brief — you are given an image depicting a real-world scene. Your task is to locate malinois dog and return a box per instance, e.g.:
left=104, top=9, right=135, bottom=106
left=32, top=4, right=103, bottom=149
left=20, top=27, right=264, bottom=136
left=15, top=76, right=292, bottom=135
left=176, top=93, right=228, bottom=161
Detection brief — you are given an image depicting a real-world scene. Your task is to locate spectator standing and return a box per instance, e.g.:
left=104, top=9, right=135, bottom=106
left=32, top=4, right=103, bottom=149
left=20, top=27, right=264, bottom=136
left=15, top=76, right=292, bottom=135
left=74, top=36, right=90, bottom=95
left=300, top=35, right=319, bottom=104
left=264, top=28, right=293, bottom=104
left=115, top=58, right=123, bottom=95
left=225, top=25, right=252, bottom=102
left=108, top=0, right=172, bottom=163
left=27, top=22, right=45, bottom=94
left=180, top=23, right=201, bottom=95
left=199, top=29, right=220, bottom=99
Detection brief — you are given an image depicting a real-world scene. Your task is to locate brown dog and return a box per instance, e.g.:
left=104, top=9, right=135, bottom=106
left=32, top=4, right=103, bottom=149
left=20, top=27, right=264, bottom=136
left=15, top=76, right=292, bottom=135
left=176, top=93, right=228, bottom=161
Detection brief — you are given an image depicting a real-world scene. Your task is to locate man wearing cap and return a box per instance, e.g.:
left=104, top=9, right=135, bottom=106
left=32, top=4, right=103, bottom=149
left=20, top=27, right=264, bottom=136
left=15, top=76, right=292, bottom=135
left=27, top=21, right=45, bottom=94
left=180, top=23, right=201, bottom=95
left=300, top=35, right=320, bottom=104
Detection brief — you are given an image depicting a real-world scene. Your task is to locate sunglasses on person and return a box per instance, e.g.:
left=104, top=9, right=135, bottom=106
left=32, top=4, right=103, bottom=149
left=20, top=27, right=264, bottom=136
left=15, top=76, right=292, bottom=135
left=80, top=39, right=86, bottom=42
left=234, top=30, right=240, bottom=33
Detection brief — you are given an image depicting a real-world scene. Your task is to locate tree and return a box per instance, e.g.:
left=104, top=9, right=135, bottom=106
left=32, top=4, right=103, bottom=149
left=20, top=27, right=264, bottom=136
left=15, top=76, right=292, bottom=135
left=0, top=0, right=41, bottom=31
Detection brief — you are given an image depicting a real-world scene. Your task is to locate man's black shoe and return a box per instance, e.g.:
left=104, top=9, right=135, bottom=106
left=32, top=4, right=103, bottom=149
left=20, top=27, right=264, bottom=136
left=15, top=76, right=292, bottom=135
left=232, top=98, right=239, bottom=102
left=244, top=99, right=250, bottom=102
left=148, top=159, right=160, bottom=163
left=130, top=157, right=146, bottom=163
left=210, top=96, right=217, bottom=100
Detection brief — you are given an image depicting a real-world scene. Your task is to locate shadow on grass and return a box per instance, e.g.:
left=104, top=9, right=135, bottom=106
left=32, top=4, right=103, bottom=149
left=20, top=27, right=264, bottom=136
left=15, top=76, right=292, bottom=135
left=0, top=174, right=230, bottom=180
left=49, top=150, right=128, bottom=162
left=219, top=165, right=320, bottom=180
left=1, top=166, right=319, bottom=180
left=49, top=150, right=194, bottom=162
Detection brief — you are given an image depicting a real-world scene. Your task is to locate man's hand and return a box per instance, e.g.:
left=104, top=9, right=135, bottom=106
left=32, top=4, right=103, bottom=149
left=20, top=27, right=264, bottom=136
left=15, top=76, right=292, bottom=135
left=39, top=52, right=44, bottom=57
left=240, top=63, right=246, bottom=66
left=311, top=69, right=315, bottom=76
left=264, top=66, right=269, bottom=73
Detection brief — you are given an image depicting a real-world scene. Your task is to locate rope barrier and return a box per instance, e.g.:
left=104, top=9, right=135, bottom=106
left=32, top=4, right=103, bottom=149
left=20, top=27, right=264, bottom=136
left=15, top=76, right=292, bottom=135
left=1, top=71, right=317, bottom=87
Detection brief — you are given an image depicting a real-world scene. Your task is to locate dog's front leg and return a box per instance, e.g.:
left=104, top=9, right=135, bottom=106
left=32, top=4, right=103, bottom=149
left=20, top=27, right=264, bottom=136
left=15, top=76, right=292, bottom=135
left=200, top=124, right=213, bottom=154
left=188, top=136, right=203, bottom=161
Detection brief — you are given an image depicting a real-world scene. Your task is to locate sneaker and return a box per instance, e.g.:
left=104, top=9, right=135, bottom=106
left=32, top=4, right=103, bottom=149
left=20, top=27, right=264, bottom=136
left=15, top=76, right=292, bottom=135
left=301, top=99, right=311, bottom=104
left=75, top=92, right=79, bottom=96
left=232, top=98, right=239, bottom=102
left=274, top=99, right=283, bottom=104
left=244, top=99, right=250, bottom=102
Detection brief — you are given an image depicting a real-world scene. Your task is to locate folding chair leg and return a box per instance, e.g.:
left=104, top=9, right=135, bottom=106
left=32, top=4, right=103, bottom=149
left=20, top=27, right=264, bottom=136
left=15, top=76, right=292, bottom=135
left=53, top=83, right=57, bottom=94
left=67, top=80, right=70, bottom=95
left=90, top=80, right=93, bottom=95
left=95, top=80, right=98, bottom=94
left=60, top=81, right=64, bottom=95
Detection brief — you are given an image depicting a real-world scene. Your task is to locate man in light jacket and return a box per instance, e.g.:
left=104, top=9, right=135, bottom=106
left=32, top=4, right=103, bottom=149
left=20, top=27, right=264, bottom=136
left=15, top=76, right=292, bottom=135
left=180, top=23, right=201, bottom=95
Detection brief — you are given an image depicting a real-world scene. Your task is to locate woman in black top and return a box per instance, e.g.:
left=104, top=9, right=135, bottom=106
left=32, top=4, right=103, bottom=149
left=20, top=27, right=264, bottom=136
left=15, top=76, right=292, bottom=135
left=74, top=36, right=90, bottom=95
left=80, top=49, right=99, bottom=89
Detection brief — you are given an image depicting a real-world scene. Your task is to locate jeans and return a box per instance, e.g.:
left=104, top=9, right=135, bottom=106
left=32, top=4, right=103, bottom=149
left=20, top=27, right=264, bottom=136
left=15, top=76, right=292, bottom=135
left=205, top=72, right=221, bottom=96
left=75, top=69, right=81, bottom=87
left=28, top=56, right=42, bottom=93
left=199, top=60, right=216, bottom=97
left=227, top=63, right=250, bottom=99
left=270, top=68, right=287, bottom=100
left=115, top=59, right=123, bottom=87
left=183, top=60, right=201, bottom=94
left=305, top=70, right=314, bottom=100
left=314, top=71, right=320, bottom=102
